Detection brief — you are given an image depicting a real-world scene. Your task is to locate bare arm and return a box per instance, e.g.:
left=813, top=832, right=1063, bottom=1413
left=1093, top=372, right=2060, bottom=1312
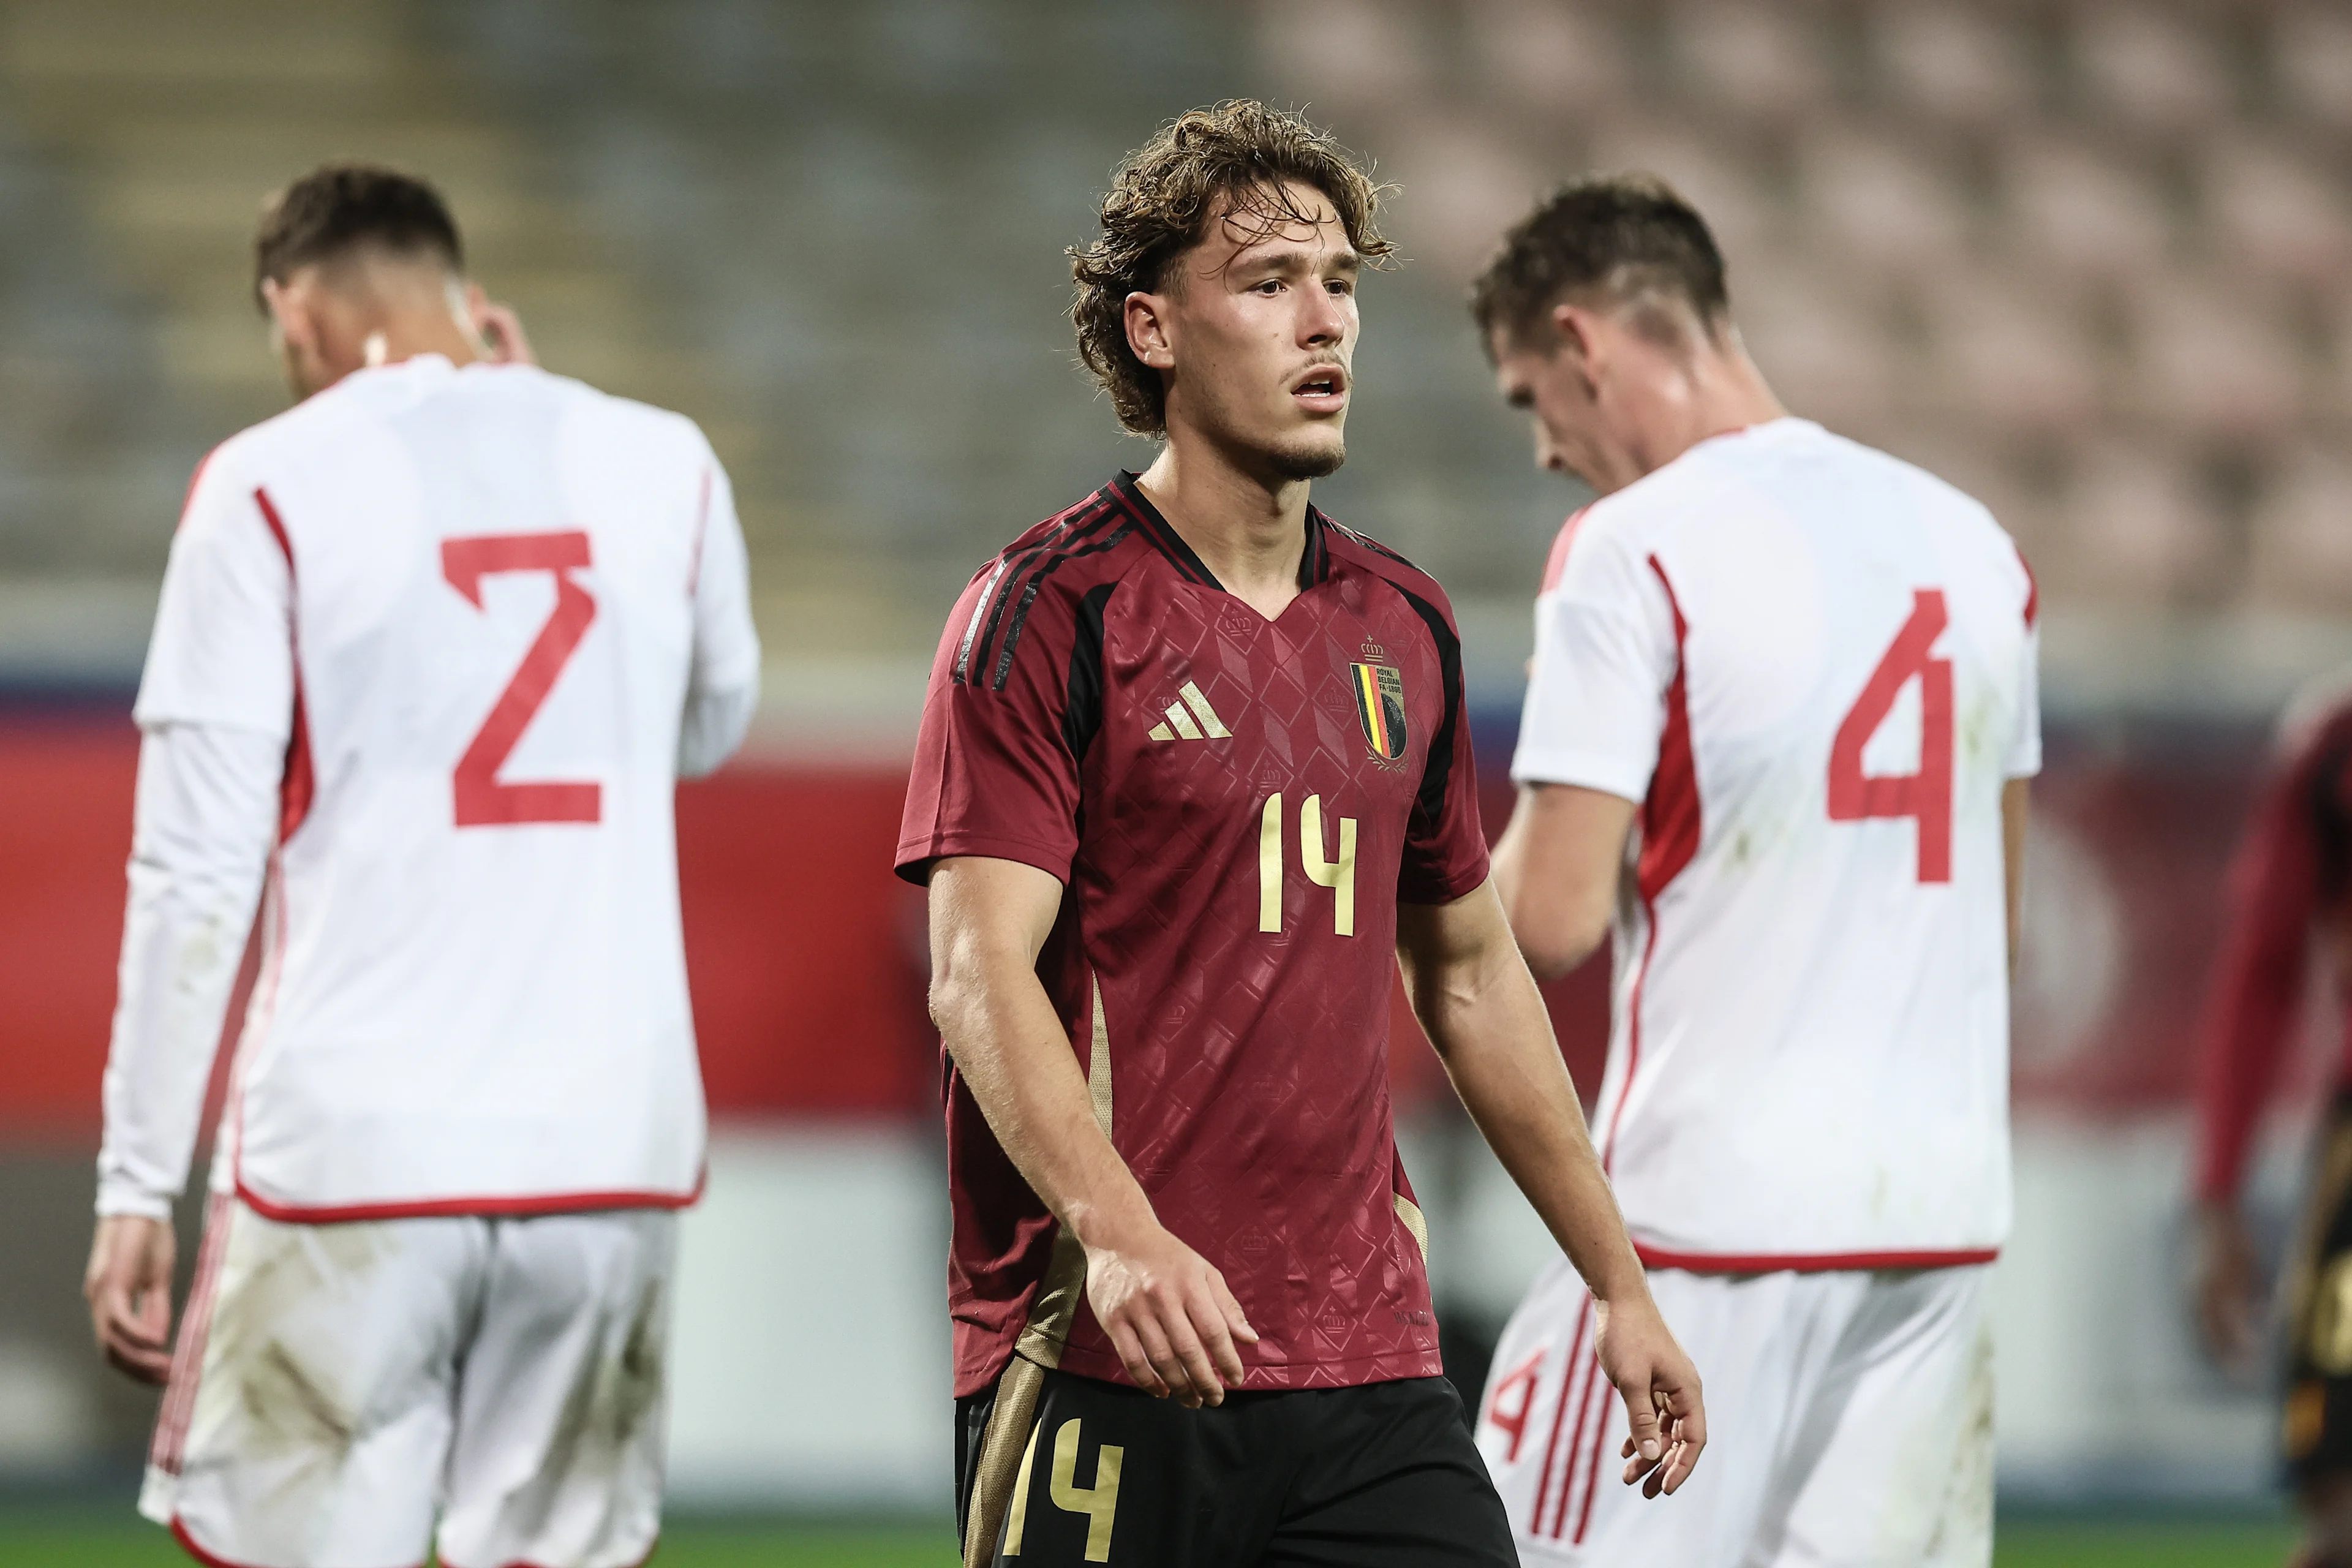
left=1398, top=881, right=1705, bottom=1496
left=926, top=855, right=1255, bottom=1406
left=1491, top=783, right=1637, bottom=981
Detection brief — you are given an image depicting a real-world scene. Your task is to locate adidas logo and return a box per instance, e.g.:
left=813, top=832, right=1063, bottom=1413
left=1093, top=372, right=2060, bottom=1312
left=1148, top=682, right=1231, bottom=742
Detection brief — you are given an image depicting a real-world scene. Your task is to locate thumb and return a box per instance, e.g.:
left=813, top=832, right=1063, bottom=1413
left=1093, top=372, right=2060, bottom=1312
left=1619, top=1378, right=1663, bottom=1463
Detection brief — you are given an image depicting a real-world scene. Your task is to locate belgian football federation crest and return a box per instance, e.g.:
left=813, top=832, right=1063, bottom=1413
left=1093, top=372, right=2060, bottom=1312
left=1350, top=661, right=1408, bottom=761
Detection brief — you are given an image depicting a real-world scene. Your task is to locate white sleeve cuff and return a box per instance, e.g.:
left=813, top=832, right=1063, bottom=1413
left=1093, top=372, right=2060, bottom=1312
left=1509, top=745, right=1653, bottom=805
left=95, top=1179, right=174, bottom=1223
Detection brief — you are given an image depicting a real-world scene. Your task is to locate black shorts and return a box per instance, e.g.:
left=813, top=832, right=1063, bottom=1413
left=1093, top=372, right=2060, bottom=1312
left=2286, top=1091, right=2352, bottom=1485
left=952, top=1361, right=1515, bottom=1567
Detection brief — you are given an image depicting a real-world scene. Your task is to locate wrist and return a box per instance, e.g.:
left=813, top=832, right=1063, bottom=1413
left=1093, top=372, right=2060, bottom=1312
left=1063, top=1180, right=1158, bottom=1252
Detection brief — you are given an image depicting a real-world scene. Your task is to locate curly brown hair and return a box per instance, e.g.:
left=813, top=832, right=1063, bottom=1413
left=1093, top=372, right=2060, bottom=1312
left=1069, top=100, right=1393, bottom=435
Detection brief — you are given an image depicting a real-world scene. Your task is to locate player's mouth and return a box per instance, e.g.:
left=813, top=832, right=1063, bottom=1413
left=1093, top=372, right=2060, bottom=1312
left=1290, top=364, right=1349, bottom=416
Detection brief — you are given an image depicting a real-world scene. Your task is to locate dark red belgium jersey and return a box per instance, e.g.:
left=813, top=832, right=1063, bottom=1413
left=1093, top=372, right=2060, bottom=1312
left=897, top=474, right=1490, bottom=1397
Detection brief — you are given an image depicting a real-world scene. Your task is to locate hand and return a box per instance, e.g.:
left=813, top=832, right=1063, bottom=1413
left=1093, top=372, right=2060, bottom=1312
left=471, top=298, right=536, bottom=366
left=1082, top=1220, right=1258, bottom=1409
left=84, top=1215, right=176, bottom=1385
left=1594, top=1290, right=1705, bottom=1498
left=2193, top=1202, right=2263, bottom=1374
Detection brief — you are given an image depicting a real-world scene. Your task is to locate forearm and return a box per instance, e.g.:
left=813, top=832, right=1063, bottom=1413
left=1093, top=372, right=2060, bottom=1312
left=98, top=724, right=279, bottom=1218
left=1409, top=930, right=1646, bottom=1303
left=933, top=960, right=1156, bottom=1248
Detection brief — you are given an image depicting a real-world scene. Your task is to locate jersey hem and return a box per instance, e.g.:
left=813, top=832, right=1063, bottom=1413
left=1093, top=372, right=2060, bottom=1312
left=232, top=1170, right=706, bottom=1225
left=894, top=831, right=1074, bottom=888
left=1634, top=1242, right=2000, bottom=1273
left=1050, top=1341, right=1444, bottom=1391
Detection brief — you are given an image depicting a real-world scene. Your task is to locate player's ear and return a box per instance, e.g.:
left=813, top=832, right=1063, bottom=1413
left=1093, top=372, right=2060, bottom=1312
left=1552, top=301, right=1607, bottom=393
left=1125, top=290, right=1174, bottom=372
left=262, top=276, right=319, bottom=359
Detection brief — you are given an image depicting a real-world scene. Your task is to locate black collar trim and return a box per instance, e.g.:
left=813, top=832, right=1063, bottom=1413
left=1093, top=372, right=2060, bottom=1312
left=1109, top=472, right=1332, bottom=594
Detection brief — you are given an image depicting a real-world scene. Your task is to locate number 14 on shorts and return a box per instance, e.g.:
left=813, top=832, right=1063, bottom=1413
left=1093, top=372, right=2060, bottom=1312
left=1005, top=1418, right=1123, bottom=1561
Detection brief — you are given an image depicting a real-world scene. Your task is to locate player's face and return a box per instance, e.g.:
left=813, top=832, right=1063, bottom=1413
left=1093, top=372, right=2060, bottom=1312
left=1490, top=326, right=1629, bottom=495
left=1140, top=183, right=1359, bottom=482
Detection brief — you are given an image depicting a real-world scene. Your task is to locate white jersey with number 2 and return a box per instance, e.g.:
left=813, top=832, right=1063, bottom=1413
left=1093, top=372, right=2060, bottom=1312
left=107, top=353, right=760, bottom=1224
left=1514, top=417, right=2038, bottom=1268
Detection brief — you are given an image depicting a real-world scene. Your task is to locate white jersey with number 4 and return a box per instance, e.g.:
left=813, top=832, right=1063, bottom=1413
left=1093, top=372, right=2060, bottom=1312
left=1514, top=417, right=2038, bottom=1268
left=115, top=353, right=760, bottom=1223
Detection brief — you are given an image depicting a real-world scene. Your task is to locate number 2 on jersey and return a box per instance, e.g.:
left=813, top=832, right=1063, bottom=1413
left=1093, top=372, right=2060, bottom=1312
left=1827, top=588, right=1951, bottom=883
left=441, top=531, right=601, bottom=827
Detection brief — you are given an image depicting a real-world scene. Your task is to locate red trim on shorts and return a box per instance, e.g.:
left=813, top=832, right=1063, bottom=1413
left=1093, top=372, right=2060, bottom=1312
left=233, top=1166, right=707, bottom=1224
left=1570, top=1371, right=1611, bottom=1544
left=1634, top=1243, right=2000, bottom=1273
left=1529, top=1296, right=1591, bottom=1537
left=171, top=1515, right=424, bottom=1568
left=150, top=1191, right=235, bottom=1477
left=1550, top=1330, right=1606, bottom=1539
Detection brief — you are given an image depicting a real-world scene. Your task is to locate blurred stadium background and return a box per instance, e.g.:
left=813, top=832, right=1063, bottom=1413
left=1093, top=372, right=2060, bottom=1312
left=2, top=0, right=2347, bottom=1559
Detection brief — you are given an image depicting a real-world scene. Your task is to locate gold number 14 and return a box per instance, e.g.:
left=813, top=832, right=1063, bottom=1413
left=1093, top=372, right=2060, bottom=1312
left=1259, top=792, right=1357, bottom=937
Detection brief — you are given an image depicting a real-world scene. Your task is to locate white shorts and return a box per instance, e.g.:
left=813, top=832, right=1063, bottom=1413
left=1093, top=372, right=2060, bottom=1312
left=143, top=1195, right=676, bottom=1568
left=1476, top=1260, right=1993, bottom=1568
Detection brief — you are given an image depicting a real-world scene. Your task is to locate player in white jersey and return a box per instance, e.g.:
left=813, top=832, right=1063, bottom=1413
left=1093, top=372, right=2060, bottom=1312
left=80, top=166, right=760, bottom=1568
left=1463, top=178, right=2036, bottom=1565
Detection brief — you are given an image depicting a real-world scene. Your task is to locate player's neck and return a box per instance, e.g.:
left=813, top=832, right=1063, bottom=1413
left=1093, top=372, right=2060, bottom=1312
left=1627, top=348, right=1786, bottom=484
left=1133, top=443, right=1310, bottom=620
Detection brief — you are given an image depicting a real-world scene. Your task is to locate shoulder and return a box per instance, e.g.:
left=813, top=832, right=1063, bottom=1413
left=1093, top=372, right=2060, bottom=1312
left=944, top=488, right=1152, bottom=689
left=1828, top=432, right=2038, bottom=621
left=1320, top=515, right=1457, bottom=627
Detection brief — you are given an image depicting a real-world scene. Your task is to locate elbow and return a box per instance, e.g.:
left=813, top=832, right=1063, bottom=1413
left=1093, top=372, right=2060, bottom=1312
left=1504, top=891, right=1610, bottom=983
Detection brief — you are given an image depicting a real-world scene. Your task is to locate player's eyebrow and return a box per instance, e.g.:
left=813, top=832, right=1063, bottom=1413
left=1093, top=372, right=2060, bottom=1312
left=1234, top=244, right=1361, bottom=281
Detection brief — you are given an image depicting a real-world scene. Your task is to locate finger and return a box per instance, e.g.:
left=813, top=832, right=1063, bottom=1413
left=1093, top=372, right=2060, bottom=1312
left=1618, top=1376, right=1664, bottom=1469
left=1189, top=1287, right=1246, bottom=1390
left=1208, top=1273, right=1259, bottom=1346
left=1160, top=1305, right=1226, bottom=1408
left=103, top=1335, right=172, bottom=1385
left=1102, top=1319, right=1167, bottom=1399
left=1132, top=1314, right=1198, bottom=1408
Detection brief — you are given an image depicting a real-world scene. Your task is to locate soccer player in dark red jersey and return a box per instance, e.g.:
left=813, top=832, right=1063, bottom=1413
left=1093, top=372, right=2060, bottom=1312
left=2194, top=682, right=2352, bottom=1567
left=895, top=101, right=1705, bottom=1568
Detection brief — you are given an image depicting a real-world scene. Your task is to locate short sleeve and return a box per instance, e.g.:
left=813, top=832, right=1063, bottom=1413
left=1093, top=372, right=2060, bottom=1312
left=895, top=565, right=1085, bottom=886
left=133, top=449, right=295, bottom=741
left=1510, top=526, right=1678, bottom=802
left=2006, top=562, right=2043, bottom=780
left=1395, top=583, right=1492, bottom=905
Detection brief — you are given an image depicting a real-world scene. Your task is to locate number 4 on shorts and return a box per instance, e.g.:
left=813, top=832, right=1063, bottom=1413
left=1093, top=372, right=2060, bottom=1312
left=1828, top=589, right=1952, bottom=884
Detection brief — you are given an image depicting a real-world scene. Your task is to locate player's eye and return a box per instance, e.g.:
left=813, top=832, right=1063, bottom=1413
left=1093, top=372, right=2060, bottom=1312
left=1253, top=279, right=1284, bottom=295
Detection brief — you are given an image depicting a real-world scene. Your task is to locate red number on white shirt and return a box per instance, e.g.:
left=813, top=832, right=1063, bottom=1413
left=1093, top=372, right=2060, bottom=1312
left=1827, top=589, right=1951, bottom=883
left=441, top=531, right=601, bottom=827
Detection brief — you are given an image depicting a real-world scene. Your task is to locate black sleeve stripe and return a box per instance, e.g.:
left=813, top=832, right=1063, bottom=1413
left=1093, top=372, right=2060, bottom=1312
left=951, top=556, right=1012, bottom=685
left=1393, top=584, right=1464, bottom=833
left=956, top=497, right=1117, bottom=686
left=1063, top=582, right=1116, bottom=760
left=993, top=524, right=1134, bottom=691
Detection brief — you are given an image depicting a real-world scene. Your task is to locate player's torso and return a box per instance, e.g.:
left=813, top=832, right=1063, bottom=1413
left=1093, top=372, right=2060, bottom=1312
left=1596, top=426, right=2033, bottom=1260
left=1044, top=526, right=1451, bottom=1384
left=227, top=358, right=710, bottom=1213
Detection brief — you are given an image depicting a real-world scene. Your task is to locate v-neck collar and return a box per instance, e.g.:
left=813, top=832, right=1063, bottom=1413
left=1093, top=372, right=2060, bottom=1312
left=1107, top=471, right=1332, bottom=594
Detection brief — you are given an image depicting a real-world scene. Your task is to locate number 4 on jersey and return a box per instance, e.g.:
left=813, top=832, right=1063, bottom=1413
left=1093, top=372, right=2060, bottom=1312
left=1828, top=589, right=1952, bottom=884
left=442, top=531, right=602, bottom=828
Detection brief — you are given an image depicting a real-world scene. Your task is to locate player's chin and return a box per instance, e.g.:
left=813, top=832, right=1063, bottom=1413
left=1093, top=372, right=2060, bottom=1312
left=1264, top=428, right=1346, bottom=482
